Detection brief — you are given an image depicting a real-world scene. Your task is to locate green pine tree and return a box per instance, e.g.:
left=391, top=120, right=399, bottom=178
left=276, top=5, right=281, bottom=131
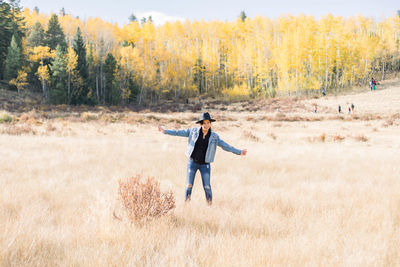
left=50, top=44, right=67, bottom=104
left=45, top=14, right=67, bottom=51
left=26, top=22, right=45, bottom=92
left=104, top=52, right=117, bottom=105
left=73, top=27, right=88, bottom=80
left=129, top=13, right=137, bottom=22
left=26, top=21, right=45, bottom=48
left=60, top=7, right=66, bottom=17
left=87, top=43, right=98, bottom=104
left=193, top=57, right=206, bottom=94
left=4, top=34, right=22, bottom=81
left=0, top=1, right=25, bottom=79
left=239, top=11, right=247, bottom=22
left=71, top=27, right=89, bottom=104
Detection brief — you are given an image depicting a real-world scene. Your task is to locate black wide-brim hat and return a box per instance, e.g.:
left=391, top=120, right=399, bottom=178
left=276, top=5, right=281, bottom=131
left=196, top=112, right=216, bottom=124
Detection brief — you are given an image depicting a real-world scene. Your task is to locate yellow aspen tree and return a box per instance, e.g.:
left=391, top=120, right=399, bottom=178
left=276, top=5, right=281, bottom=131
left=20, top=10, right=400, bottom=101
left=66, top=46, right=78, bottom=103
left=22, top=8, right=48, bottom=29
left=9, top=70, right=28, bottom=94
left=391, top=16, right=400, bottom=72
left=118, top=46, right=138, bottom=104
left=59, top=14, right=83, bottom=45
left=36, top=65, right=50, bottom=95
left=136, top=21, right=157, bottom=104
left=28, top=46, right=55, bottom=99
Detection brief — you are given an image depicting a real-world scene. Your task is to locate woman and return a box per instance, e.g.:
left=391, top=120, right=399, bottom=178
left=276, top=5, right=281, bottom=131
left=158, top=112, right=247, bottom=205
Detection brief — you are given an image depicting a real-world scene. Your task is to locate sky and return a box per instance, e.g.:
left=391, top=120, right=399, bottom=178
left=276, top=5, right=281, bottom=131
left=19, top=0, right=399, bottom=26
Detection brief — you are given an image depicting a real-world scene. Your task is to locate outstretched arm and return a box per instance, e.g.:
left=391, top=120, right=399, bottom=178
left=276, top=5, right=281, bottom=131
left=158, top=125, right=190, bottom=137
left=218, top=138, right=247, bottom=156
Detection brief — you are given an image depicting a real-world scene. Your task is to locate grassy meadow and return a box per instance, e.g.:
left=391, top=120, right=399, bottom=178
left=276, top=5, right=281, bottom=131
left=1, top=79, right=400, bottom=266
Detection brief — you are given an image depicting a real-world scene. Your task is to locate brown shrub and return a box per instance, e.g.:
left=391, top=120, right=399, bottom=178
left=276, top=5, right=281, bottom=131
left=383, top=119, right=394, bottom=127
left=215, top=115, right=236, bottom=122
left=167, top=118, right=186, bottom=125
left=257, top=116, right=267, bottom=121
left=1, top=124, right=36, bottom=135
left=136, top=117, right=145, bottom=124
left=391, top=113, right=400, bottom=120
left=353, top=135, right=369, bottom=142
left=118, top=175, right=175, bottom=222
left=188, top=115, right=199, bottom=122
left=191, top=103, right=202, bottom=112
left=245, top=116, right=256, bottom=122
left=45, top=123, right=57, bottom=132
left=123, top=115, right=140, bottom=124
left=99, top=113, right=118, bottom=123
left=333, top=135, right=345, bottom=142
left=275, top=113, right=286, bottom=120
left=243, top=131, right=260, bottom=142
left=269, top=114, right=322, bottom=122
left=356, top=114, right=382, bottom=121
left=283, top=115, right=303, bottom=122
left=329, top=115, right=345, bottom=121
left=318, top=133, right=326, bottom=142
left=307, top=133, right=326, bottom=143
left=147, top=115, right=161, bottom=121
left=19, top=110, right=40, bottom=125
left=39, top=111, right=48, bottom=119
left=80, top=112, right=98, bottom=122
left=268, top=132, right=277, bottom=140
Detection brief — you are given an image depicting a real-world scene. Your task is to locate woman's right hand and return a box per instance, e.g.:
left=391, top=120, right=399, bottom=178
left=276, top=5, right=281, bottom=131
left=158, top=125, right=164, bottom=134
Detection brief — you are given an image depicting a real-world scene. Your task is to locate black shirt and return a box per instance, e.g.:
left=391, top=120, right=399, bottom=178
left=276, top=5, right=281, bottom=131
left=190, top=128, right=211, bottom=164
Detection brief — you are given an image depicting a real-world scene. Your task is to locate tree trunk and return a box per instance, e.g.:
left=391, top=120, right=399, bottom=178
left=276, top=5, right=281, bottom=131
left=138, top=75, right=145, bottom=105
left=96, top=75, right=99, bottom=102
left=100, top=63, right=104, bottom=104
left=325, top=55, right=328, bottom=92
left=42, top=78, right=46, bottom=99
left=68, top=71, right=71, bottom=104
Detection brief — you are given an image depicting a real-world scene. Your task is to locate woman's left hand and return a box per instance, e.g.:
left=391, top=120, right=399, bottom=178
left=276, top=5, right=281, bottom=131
left=241, top=149, right=247, bottom=156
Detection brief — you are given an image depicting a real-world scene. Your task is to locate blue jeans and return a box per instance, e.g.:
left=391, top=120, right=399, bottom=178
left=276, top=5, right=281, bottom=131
left=185, top=159, right=212, bottom=203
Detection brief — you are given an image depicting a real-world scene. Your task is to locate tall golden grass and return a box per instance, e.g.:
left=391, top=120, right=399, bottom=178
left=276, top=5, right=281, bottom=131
left=1, top=80, right=400, bottom=266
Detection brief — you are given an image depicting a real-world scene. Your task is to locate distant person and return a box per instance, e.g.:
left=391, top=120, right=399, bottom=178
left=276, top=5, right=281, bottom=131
left=351, top=103, right=355, bottom=113
left=158, top=112, right=247, bottom=205
left=348, top=106, right=351, bottom=114
left=338, top=105, right=341, bottom=113
left=314, top=104, right=317, bottom=113
left=370, top=78, right=377, bottom=91
left=322, top=89, right=326, bottom=96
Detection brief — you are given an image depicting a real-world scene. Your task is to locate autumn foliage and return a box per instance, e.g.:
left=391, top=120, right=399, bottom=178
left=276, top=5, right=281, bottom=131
left=2, top=4, right=400, bottom=106
left=118, top=175, right=175, bottom=222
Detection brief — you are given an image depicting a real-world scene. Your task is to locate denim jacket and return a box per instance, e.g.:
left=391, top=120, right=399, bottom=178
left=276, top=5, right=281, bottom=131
left=164, top=127, right=242, bottom=163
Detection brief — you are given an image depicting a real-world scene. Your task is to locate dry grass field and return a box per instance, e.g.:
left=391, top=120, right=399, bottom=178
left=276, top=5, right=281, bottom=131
left=1, top=79, right=400, bottom=266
